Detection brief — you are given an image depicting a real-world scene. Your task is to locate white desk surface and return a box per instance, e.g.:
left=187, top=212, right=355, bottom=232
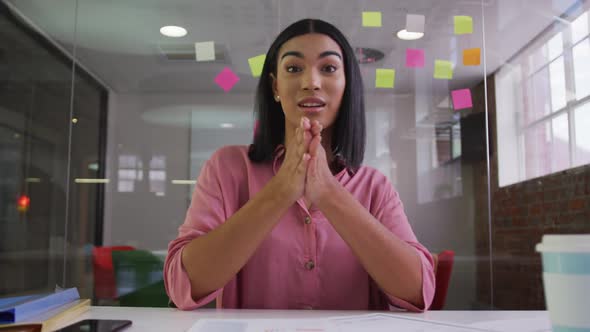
left=53, top=306, right=552, bottom=332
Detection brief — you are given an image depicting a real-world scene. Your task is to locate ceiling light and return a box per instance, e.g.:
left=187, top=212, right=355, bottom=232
left=220, top=123, right=234, bottom=128
left=354, top=47, right=385, bottom=64
left=396, top=29, right=424, bottom=41
left=160, top=26, right=187, bottom=38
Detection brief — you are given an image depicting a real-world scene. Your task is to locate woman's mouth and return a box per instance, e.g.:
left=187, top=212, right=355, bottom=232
left=297, top=98, right=326, bottom=113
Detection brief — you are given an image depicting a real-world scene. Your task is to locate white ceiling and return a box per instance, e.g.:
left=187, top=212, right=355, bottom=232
left=3, top=0, right=582, bottom=95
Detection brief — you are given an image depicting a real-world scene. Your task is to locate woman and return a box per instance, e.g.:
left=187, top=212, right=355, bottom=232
left=164, top=18, right=435, bottom=311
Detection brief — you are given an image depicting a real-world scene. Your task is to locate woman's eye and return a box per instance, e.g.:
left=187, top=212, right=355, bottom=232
left=286, top=65, right=302, bottom=73
left=323, top=65, right=338, bottom=73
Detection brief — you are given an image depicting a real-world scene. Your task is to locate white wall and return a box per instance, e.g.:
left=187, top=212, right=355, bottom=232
left=103, top=92, right=195, bottom=250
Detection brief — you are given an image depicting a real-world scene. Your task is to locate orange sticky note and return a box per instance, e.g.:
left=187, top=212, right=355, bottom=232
left=463, top=48, right=481, bottom=66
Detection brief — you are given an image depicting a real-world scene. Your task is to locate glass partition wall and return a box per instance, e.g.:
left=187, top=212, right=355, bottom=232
left=0, top=0, right=105, bottom=299
left=1, top=0, right=588, bottom=310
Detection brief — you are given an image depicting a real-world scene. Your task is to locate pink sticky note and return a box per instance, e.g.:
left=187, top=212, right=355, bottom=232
left=406, top=48, right=425, bottom=68
left=214, top=67, right=240, bottom=92
left=451, top=88, right=473, bottom=110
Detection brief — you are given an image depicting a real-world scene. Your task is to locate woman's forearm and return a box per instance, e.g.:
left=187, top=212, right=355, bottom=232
left=181, top=178, right=294, bottom=300
left=316, top=182, right=425, bottom=308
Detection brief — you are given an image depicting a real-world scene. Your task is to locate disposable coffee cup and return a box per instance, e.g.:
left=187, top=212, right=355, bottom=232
left=536, top=234, right=590, bottom=332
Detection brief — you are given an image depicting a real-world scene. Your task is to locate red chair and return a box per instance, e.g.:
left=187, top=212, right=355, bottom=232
left=430, top=250, right=455, bottom=310
left=92, top=246, right=135, bottom=301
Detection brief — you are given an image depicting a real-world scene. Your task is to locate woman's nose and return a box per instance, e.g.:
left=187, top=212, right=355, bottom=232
left=301, top=69, right=321, bottom=90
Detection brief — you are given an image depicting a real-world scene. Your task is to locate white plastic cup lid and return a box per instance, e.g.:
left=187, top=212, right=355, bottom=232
left=536, top=234, right=590, bottom=253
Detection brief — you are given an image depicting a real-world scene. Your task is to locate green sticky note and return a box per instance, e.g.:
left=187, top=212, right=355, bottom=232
left=362, top=11, right=382, bottom=27
left=454, top=16, right=473, bottom=35
left=248, top=54, right=266, bottom=77
left=375, top=69, right=395, bottom=88
left=434, top=60, right=453, bottom=79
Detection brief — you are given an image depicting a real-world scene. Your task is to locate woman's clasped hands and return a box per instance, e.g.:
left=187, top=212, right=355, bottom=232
left=274, top=117, right=338, bottom=206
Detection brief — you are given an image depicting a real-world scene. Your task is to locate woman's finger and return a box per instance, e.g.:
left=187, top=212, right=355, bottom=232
left=311, top=120, right=322, bottom=136
left=297, top=152, right=311, bottom=175
left=303, top=129, right=312, bottom=147
left=302, top=117, right=311, bottom=131
left=309, top=134, right=321, bottom=157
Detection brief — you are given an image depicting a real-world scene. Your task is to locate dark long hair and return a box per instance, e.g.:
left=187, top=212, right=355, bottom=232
left=248, top=18, right=366, bottom=173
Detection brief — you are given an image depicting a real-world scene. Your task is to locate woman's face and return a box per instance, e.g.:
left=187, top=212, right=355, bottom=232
left=272, top=33, right=346, bottom=131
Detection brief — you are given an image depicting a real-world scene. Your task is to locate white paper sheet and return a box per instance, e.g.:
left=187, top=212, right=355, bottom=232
left=189, top=318, right=332, bottom=332
left=469, top=317, right=552, bottom=332
left=188, top=313, right=496, bottom=332
left=330, top=314, right=492, bottom=332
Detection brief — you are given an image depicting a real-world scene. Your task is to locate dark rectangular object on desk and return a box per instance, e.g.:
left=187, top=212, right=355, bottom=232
left=54, top=319, right=131, bottom=332
left=0, top=324, right=42, bottom=332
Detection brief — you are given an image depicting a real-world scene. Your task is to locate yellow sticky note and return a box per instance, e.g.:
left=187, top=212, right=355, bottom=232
left=434, top=60, right=453, bottom=79
left=454, top=16, right=473, bottom=35
left=362, top=11, right=382, bottom=27
left=248, top=54, right=266, bottom=77
left=375, top=69, right=395, bottom=88
left=463, top=48, right=481, bottom=66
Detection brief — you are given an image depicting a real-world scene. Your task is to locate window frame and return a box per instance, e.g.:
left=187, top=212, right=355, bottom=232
left=519, top=11, right=590, bottom=180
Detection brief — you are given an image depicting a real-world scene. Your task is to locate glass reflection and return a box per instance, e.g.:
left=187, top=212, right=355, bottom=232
left=0, top=0, right=588, bottom=311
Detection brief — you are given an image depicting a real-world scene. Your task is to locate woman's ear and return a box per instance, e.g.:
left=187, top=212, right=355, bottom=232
left=270, top=72, right=278, bottom=97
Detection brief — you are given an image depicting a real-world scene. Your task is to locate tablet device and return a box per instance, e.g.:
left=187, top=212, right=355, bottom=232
left=55, top=319, right=131, bottom=332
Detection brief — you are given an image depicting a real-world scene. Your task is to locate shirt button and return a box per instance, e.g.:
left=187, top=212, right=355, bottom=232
left=304, top=260, right=315, bottom=270
left=304, top=216, right=311, bottom=224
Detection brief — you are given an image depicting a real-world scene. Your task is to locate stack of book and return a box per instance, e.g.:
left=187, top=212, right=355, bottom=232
left=0, top=288, right=90, bottom=332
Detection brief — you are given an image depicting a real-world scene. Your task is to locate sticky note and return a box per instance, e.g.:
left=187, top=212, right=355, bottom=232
left=195, top=41, right=215, bottom=62
left=406, top=48, right=425, bottom=68
left=362, top=12, right=382, bottom=27
left=214, top=67, right=240, bottom=92
left=375, top=69, right=395, bottom=88
left=463, top=48, right=481, bottom=66
left=434, top=60, right=453, bottom=79
left=452, top=89, right=473, bottom=110
left=406, top=14, right=425, bottom=33
left=454, top=16, right=473, bottom=35
left=248, top=54, right=266, bottom=77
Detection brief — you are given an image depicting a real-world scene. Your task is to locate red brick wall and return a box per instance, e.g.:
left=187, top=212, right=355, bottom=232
left=472, top=76, right=590, bottom=309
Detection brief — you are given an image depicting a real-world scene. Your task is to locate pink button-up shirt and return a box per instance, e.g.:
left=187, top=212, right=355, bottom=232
left=164, top=145, right=435, bottom=311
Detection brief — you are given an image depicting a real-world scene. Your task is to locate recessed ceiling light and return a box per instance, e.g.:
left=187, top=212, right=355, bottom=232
left=220, top=123, right=234, bottom=128
left=396, top=29, right=424, bottom=41
left=160, top=26, right=187, bottom=38
left=354, top=47, right=385, bottom=64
